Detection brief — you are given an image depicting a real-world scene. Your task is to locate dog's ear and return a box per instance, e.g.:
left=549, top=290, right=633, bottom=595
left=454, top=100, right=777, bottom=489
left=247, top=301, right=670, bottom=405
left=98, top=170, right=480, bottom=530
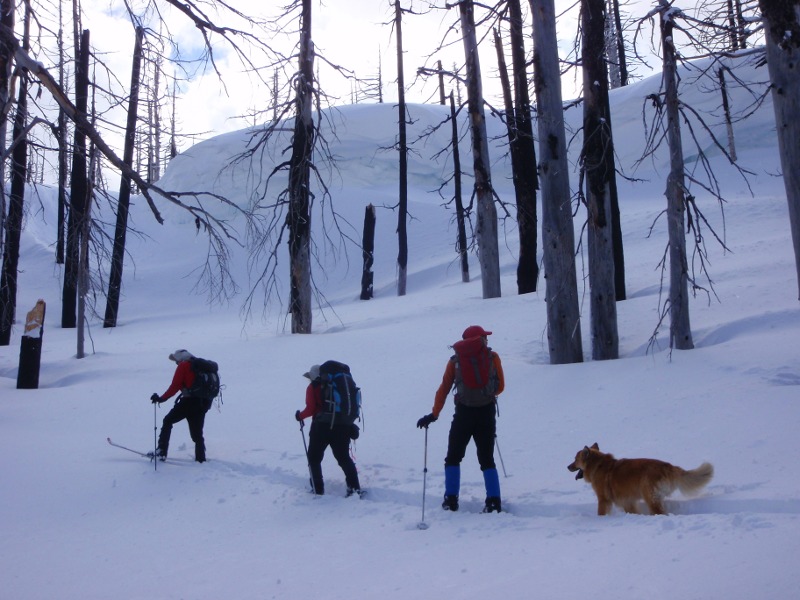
left=591, top=442, right=599, bottom=450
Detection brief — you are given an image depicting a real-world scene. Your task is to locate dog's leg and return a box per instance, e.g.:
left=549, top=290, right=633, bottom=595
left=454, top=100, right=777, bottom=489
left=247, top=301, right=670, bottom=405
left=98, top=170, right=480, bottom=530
left=597, top=497, right=612, bottom=516
left=644, top=491, right=666, bottom=515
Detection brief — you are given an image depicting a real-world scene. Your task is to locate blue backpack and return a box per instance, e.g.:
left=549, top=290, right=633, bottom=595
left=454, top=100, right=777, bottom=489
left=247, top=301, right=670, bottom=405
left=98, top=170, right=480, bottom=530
left=317, top=360, right=361, bottom=426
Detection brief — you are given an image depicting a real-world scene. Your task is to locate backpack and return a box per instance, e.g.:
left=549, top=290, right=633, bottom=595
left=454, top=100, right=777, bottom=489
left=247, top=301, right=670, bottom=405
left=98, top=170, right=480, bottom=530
left=186, top=357, right=221, bottom=400
left=451, top=338, right=498, bottom=407
left=317, top=360, right=361, bottom=426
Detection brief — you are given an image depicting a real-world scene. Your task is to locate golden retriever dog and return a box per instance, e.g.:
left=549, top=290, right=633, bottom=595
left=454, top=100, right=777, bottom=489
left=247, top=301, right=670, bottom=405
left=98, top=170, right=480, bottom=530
left=567, top=443, right=713, bottom=515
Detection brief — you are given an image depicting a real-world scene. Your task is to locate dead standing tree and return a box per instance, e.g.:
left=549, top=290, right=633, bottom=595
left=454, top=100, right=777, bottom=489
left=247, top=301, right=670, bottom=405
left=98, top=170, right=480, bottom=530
left=0, top=3, right=29, bottom=346
left=103, top=25, right=144, bottom=329
left=458, top=0, right=501, bottom=299
left=507, top=0, right=540, bottom=295
left=394, top=0, right=409, bottom=297
left=286, top=0, right=315, bottom=333
left=633, top=2, right=756, bottom=351
left=759, top=0, right=800, bottom=300
left=580, top=0, right=620, bottom=360
left=530, top=0, right=584, bottom=364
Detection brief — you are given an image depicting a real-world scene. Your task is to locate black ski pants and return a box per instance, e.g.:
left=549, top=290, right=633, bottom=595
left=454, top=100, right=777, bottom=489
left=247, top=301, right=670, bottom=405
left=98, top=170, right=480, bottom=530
left=444, top=403, right=497, bottom=471
left=306, top=420, right=360, bottom=494
left=158, top=396, right=212, bottom=462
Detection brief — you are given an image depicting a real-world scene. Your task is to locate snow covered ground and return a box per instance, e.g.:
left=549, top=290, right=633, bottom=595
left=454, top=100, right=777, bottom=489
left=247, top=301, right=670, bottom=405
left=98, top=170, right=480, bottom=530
left=2, top=53, right=799, bottom=599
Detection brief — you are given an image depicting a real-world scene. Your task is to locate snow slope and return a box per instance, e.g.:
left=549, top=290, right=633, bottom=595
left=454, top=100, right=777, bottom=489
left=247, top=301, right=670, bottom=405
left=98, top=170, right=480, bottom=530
left=1, top=53, right=799, bottom=600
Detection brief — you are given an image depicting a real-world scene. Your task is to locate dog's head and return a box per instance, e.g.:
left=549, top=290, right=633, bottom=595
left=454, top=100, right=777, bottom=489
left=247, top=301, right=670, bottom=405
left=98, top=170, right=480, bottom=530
left=567, top=443, right=600, bottom=480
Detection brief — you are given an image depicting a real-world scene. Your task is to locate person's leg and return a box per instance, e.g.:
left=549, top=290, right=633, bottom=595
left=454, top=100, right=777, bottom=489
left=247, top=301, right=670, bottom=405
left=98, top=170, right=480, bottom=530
left=442, top=407, right=474, bottom=509
left=157, top=401, right=188, bottom=457
left=474, top=405, right=501, bottom=512
left=329, top=425, right=361, bottom=493
left=306, top=422, right=329, bottom=495
left=186, top=400, right=208, bottom=462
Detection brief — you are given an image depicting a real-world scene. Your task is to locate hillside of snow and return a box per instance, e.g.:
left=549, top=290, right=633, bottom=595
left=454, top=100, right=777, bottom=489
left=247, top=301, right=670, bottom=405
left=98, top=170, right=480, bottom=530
left=2, top=53, right=799, bottom=600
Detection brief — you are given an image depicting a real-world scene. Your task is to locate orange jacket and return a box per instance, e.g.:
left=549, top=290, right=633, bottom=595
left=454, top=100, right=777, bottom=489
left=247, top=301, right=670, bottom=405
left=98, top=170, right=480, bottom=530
left=431, top=351, right=504, bottom=418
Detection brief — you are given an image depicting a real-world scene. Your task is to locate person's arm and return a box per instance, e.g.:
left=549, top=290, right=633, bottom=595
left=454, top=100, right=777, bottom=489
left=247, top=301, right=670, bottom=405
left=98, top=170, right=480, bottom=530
left=431, top=359, right=456, bottom=418
left=161, top=361, right=193, bottom=400
left=492, top=352, right=505, bottom=396
left=297, top=384, right=320, bottom=421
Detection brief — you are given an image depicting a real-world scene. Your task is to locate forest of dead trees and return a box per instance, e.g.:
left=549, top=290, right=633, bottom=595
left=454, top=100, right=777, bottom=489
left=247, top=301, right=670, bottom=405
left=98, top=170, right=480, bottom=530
left=0, top=0, right=798, bottom=366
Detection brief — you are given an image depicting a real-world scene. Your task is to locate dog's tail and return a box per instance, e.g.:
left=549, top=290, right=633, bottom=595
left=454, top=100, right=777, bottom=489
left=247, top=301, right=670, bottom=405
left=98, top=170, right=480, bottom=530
left=676, top=462, right=714, bottom=496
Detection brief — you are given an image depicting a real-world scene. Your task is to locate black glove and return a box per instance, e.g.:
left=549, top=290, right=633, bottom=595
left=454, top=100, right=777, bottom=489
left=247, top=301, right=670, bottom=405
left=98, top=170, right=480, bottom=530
left=151, top=393, right=162, bottom=404
left=295, top=410, right=302, bottom=422
left=350, top=424, right=360, bottom=440
left=417, top=413, right=437, bottom=429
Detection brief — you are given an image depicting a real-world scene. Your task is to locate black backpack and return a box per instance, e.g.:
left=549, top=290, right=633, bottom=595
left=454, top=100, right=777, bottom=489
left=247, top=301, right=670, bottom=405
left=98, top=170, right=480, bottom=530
left=317, top=360, right=361, bottom=425
left=187, top=357, right=221, bottom=400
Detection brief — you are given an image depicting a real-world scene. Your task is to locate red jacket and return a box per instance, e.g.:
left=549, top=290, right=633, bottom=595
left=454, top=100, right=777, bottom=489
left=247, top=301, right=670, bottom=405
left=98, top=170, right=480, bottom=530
left=160, top=360, right=196, bottom=400
left=297, top=383, right=322, bottom=421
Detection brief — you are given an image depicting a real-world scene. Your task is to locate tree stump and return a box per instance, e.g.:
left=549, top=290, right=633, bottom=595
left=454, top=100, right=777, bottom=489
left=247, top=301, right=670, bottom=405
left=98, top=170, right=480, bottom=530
left=17, top=299, right=46, bottom=389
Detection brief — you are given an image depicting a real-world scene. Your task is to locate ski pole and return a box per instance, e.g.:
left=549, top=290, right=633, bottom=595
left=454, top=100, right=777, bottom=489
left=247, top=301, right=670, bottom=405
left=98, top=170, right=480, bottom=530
left=418, top=426, right=429, bottom=530
left=495, top=434, right=507, bottom=478
left=299, top=420, right=316, bottom=494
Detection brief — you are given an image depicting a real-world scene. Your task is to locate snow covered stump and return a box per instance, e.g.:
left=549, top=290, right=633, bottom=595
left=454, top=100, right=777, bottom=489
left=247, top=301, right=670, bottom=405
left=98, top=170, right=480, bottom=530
left=17, top=299, right=46, bottom=390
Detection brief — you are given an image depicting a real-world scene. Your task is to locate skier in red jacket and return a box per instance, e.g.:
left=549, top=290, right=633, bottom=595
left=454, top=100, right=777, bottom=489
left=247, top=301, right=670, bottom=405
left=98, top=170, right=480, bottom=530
left=149, top=349, right=212, bottom=462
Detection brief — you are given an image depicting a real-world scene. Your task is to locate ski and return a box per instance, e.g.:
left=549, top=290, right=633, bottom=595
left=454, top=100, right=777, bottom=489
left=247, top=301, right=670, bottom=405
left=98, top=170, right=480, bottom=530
left=107, top=437, right=152, bottom=458
left=107, top=438, right=198, bottom=464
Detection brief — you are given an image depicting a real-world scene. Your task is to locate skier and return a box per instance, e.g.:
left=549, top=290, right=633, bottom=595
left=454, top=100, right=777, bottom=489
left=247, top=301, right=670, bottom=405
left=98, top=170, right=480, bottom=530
left=295, top=364, right=363, bottom=497
left=149, top=349, right=213, bottom=463
left=417, top=325, right=505, bottom=513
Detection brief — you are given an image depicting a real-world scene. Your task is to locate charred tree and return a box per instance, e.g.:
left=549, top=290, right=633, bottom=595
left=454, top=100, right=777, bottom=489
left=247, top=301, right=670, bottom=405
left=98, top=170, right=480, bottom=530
left=56, top=3, right=68, bottom=265
left=104, top=26, right=145, bottom=328
left=660, top=13, right=694, bottom=349
left=608, top=0, right=628, bottom=87
left=449, top=91, right=470, bottom=283
left=287, top=0, right=314, bottom=333
left=506, top=0, right=540, bottom=293
left=460, top=0, right=500, bottom=298
left=0, top=7, right=30, bottom=346
left=0, top=0, right=12, bottom=255
left=395, top=0, right=409, bottom=296
left=360, top=204, right=376, bottom=300
left=530, top=0, right=583, bottom=363
left=759, top=0, right=800, bottom=300
left=61, top=29, right=91, bottom=330
left=582, top=0, right=619, bottom=360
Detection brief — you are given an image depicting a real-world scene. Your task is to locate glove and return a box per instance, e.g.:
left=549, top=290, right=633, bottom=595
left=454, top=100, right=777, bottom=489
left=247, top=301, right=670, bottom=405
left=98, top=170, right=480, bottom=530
left=417, top=413, right=437, bottom=429
left=295, top=410, right=302, bottom=422
left=350, top=424, right=360, bottom=440
left=151, top=393, right=162, bottom=404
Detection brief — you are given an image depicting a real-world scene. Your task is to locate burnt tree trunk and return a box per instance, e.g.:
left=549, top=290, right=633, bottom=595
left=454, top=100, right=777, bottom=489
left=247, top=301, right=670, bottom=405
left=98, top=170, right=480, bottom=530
left=0, top=0, right=13, bottom=256
left=661, top=14, right=694, bottom=349
left=507, top=0, right=540, bottom=294
left=460, top=0, right=500, bottom=298
left=62, top=29, right=90, bottom=330
left=360, top=204, right=375, bottom=300
left=718, top=67, right=737, bottom=161
left=0, top=8, right=30, bottom=346
left=395, top=0, right=408, bottom=296
left=530, top=0, right=583, bottom=363
left=759, top=0, right=800, bottom=299
left=288, top=0, right=314, bottom=333
left=104, top=26, right=144, bottom=328
left=582, top=0, right=619, bottom=360
left=449, top=91, right=470, bottom=283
